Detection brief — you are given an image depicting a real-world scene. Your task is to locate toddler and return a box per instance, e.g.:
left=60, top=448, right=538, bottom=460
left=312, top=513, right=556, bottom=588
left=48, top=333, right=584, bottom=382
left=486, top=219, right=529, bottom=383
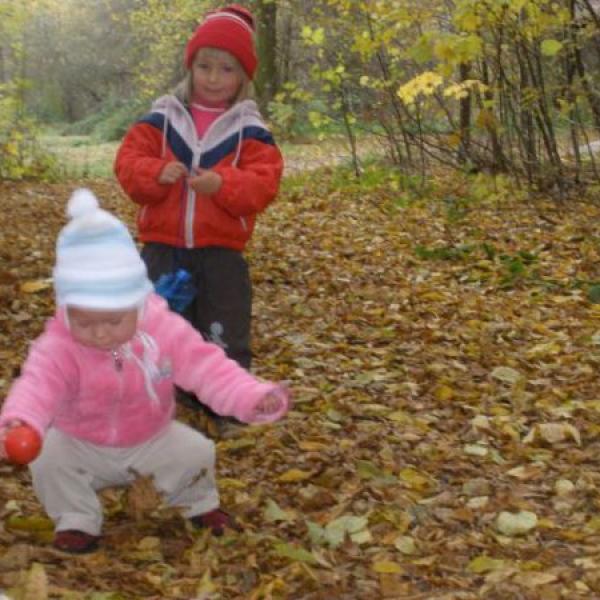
left=0, top=189, right=289, bottom=554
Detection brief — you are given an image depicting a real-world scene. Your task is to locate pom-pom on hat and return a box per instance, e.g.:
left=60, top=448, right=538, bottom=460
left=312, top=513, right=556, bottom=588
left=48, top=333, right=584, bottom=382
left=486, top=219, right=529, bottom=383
left=53, top=189, right=153, bottom=310
left=184, top=4, right=258, bottom=79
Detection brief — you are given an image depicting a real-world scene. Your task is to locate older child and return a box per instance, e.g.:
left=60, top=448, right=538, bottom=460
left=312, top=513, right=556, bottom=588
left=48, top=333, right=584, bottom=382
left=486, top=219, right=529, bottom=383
left=0, top=189, right=289, bottom=554
left=114, top=4, right=283, bottom=373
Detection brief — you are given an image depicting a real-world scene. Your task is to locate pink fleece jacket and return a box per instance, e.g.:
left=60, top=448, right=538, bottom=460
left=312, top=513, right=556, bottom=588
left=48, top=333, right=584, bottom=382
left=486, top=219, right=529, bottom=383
left=0, top=294, right=288, bottom=447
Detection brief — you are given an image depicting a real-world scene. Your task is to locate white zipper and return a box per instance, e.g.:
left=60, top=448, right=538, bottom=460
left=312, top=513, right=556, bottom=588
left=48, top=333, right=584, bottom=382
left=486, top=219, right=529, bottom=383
left=139, top=205, right=147, bottom=227
left=183, top=102, right=246, bottom=246
left=185, top=184, right=196, bottom=248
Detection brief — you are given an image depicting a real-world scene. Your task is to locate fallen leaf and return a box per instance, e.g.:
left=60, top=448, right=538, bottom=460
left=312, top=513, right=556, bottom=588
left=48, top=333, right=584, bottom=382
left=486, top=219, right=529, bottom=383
left=272, top=542, right=318, bottom=565
left=277, top=468, right=313, bottom=482
left=495, top=511, right=538, bottom=536
left=264, top=499, right=296, bottom=522
left=491, top=366, right=522, bottom=384
left=468, top=555, right=507, bottom=574
left=19, top=279, right=52, bottom=294
left=372, top=560, right=404, bottom=574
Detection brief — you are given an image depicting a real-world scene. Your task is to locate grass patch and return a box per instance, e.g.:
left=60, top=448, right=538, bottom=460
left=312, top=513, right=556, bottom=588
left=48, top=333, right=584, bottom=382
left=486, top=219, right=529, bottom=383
left=41, top=134, right=120, bottom=178
left=39, top=132, right=383, bottom=181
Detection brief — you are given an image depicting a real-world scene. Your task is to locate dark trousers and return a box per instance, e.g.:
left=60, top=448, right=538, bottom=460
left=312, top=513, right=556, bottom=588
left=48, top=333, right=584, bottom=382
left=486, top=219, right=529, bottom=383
left=142, top=243, right=252, bottom=369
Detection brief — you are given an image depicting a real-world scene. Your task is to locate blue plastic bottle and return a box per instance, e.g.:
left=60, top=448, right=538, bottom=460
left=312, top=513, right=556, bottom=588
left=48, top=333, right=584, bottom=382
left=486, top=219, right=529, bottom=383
left=154, top=269, right=196, bottom=313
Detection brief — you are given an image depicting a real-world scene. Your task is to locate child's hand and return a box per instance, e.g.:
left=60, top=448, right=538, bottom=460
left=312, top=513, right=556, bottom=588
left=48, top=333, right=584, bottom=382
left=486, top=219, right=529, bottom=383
left=158, top=161, right=188, bottom=184
left=0, top=419, right=24, bottom=460
left=255, top=390, right=289, bottom=416
left=188, top=169, right=222, bottom=195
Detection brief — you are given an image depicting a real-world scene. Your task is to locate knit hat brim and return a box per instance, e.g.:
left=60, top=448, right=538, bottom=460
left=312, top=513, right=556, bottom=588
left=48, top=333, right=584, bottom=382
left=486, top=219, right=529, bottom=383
left=184, top=8, right=258, bottom=78
left=53, top=189, right=153, bottom=311
left=54, top=267, right=153, bottom=310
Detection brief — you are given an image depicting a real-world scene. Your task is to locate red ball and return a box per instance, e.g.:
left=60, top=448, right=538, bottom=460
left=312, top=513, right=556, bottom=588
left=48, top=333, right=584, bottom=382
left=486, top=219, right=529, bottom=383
left=4, top=425, right=42, bottom=465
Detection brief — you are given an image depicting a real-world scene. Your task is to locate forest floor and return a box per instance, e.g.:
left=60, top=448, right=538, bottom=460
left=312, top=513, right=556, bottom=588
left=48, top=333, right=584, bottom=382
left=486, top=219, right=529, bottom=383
left=2, top=165, right=600, bottom=599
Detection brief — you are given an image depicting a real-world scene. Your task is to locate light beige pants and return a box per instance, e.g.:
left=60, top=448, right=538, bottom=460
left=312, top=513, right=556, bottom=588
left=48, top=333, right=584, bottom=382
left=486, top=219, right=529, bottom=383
left=30, top=421, right=218, bottom=535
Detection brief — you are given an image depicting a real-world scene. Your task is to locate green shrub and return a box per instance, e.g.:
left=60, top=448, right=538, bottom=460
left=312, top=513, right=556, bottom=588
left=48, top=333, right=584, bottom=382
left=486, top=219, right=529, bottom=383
left=0, top=97, right=58, bottom=180
left=62, top=99, right=146, bottom=142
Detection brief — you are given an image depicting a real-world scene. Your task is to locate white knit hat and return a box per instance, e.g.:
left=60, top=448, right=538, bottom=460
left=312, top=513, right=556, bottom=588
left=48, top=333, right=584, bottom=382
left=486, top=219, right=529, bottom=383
left=53, top=188, right=153, bottom=310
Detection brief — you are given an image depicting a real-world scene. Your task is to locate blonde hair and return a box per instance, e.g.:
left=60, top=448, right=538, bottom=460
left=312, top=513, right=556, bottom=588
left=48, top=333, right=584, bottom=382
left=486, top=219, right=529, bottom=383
left=174, top=47, right=252, bottom=107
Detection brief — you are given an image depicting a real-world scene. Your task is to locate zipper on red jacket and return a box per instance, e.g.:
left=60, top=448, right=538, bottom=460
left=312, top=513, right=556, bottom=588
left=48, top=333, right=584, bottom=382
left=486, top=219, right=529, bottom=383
left=185, top=138, right=203, bottom=248
left=184, top=181, right=196, bottom=248
left=183, top=105, right=201, bottom=249
left=178, top=182, right=189, bottom=247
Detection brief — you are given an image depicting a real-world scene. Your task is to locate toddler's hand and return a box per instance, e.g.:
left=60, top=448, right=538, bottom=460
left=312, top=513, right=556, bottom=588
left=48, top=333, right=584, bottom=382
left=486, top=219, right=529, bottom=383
left=188, top=169, right=222, bottom=195
left=255, top=389, right=290, bottom=417
left=0, top=419, right=24, bottom=460
left=158, top=161, right=188, bottom=184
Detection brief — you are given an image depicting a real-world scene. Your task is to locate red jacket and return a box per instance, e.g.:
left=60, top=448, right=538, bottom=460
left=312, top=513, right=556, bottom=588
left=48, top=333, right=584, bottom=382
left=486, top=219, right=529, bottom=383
left=114, top=96, right=283, bottom=251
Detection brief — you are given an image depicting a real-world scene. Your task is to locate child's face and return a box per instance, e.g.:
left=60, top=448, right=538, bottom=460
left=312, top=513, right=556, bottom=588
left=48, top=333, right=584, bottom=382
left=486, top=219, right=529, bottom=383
left=68, top=307, right=138, bottom=351
left=191, top=48, right=244, bottom=105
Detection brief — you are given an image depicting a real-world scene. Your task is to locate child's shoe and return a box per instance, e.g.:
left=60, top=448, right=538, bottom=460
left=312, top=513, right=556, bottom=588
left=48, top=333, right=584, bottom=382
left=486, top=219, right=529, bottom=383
left=53, top=529, right=100, bottom=554
left=190, top=508, right=242, bottom=536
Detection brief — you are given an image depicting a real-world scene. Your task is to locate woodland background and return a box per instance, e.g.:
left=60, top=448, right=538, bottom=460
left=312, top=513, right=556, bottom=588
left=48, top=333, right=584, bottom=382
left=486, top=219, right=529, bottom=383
left=3, top=1, right=600, bottom=599
left=3, top=0, right=600, bottom=188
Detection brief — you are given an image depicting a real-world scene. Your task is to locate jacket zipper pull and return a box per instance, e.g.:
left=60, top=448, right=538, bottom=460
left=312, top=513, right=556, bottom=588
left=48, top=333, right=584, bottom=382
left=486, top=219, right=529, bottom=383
left=111, top=349, right=123, bottom=372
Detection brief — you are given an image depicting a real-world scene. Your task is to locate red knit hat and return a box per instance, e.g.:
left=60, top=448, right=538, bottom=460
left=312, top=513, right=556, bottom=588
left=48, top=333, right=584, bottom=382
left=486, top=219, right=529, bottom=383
left=184, top=4, right=258, bottom=79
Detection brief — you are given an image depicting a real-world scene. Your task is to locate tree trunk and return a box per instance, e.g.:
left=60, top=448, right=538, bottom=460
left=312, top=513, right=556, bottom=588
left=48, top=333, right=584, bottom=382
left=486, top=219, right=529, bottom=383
left=254, top=0, right=279, bottom=111
left=457, top=62, right=472, bottom=165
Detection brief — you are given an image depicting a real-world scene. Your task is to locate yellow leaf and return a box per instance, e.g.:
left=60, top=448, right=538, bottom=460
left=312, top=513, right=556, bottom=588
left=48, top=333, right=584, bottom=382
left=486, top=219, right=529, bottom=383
left=20, top=279, right=52, bottom=294
left=298, top=441, right=329, bottom=452
left=218, top=477, right=247, bottom=490
left=278, top=469, right=313, bottom=482
left=372, top=561, right=404, bottom=574
left=6, top=515, right=54, bottom=532
left=195, top=570, right=217, bottom=596
left=584, top=516, right=600, bottom=532
left=475, top=108, right=497, bottom=130
left=467, top=555, right=506, bottom=574
left=22, top=562, right=48, bottom=600
left=420, top=291, right=446, bottom=302
left=537, top=517, right=557, bottom=529
left=526, top=341, right=561, bottom=358
left=398, top=468, right=433, bottom=491
left=137, top=536, right=160, bottom=551
left=445, top=132, right=462, bottom=148
left=434, top=384, right=454, bottom=401
left=386, top=410, right=411, bottom=423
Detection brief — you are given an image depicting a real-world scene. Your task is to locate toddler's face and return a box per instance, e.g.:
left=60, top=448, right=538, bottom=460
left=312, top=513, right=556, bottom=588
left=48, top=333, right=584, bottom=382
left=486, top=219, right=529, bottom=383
left=68, top=307, right=138, bottom=351
left=191, top=47, right=244, bottom=106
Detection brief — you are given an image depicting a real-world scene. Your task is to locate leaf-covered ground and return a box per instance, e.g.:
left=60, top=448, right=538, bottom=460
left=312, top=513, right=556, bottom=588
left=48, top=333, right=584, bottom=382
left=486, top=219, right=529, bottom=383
left=2, top=173, right=600, bottom=599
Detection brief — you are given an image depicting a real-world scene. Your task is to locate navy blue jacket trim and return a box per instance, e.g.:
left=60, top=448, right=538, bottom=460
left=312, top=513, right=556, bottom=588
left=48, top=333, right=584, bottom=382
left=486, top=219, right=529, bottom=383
left=139, top=115, right=275, bottom=169
left=200, top=127, right=275, bottom=168
left=139, top=113, right=193, bottom=168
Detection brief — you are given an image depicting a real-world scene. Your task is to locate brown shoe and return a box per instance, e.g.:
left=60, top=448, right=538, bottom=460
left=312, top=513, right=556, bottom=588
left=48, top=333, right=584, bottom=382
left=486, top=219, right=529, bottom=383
left=54, top=529, right=100, bottom=554
left=190, top=509, right=242, bottom=537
